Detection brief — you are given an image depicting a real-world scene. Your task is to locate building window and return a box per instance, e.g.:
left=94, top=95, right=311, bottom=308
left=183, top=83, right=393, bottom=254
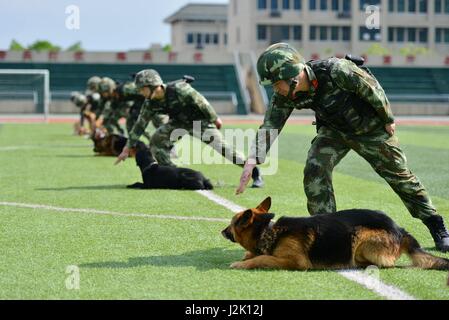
left=359, top=26, right=381, bottom=41
left=360, top=0, right=380, bottom=10
left=446, top=0, right=449, bottom=13
left=310, top=0, right=317, bottom=10
left=283, top=0, right=290, bottom=9
left=342, top=26, right=351, bottom=41
left=271, top=0, right=279, bottom=10
left=294, top=0, right=301, bottom=10
left=293, top=26, right=302, bottom=40
left=332, top=0, right=339, bottom=11
left=258, top=0, right=267, bottom=9
left=397, top=27, right=405, bottom=41
left=418, top=0, right=427, bottom=12
left=331, top=26, right=339, bottom=40
left=388, top=0, right=394, bottom=12
left=281, top=25, right=290, bottom=39
left=388, top=28, right=394, bottom=41
left=408, top=28, right=416, bottom=42
left=205, top=34, right=211, bottom=44
left=445, top=29, right=449, bottom=42
left=257, top=25, right=267, bottom=40
left=436, top=28, right=442, bottom=42
left=343, top=0, right=351, bottom=11
left=320, top=0, right=327, bottom=10
left=320, top=26, right=327, bottom=40
left=224, top=33, right=228, bottom=45
left=187, top=33, right=194, bottom=44
left=397, top=0, right=405, bottom=12
left=196, top=34, right=203, bottom=46
left=310, top=25, right=317, bottom=40
left=418, top=28, right=428, bottom=43
left=309, top=26, right=351, bottom=41
left=435, top=0, right=442, bottom=12
left=408, top=0, right=416, bottom=12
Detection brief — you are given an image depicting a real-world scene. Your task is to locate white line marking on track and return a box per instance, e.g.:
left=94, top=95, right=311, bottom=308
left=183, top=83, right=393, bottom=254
left=195, top=190, right=417, bottom=300
left=0, top=201, right=228, bottom=223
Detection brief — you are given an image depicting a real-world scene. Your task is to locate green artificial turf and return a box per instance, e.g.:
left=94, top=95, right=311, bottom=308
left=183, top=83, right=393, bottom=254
left=0, top=122, right=448, bottom=299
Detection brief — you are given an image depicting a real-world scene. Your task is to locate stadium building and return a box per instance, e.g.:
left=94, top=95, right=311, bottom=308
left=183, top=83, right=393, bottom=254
left=0, top=0, right=448, bottom=117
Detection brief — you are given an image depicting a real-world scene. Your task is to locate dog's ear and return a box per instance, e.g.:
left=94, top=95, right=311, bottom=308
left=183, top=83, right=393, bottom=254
left=236, top=209, right=254, bottom=228
left=256, top=197, right=271, bottom=213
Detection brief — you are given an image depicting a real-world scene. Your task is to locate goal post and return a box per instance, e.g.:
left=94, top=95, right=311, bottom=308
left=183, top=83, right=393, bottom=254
left=0, top=69, right=50, bottom=120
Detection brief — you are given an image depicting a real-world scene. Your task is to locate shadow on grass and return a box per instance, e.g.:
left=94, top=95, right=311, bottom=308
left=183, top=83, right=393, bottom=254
left=36, top=185, right=126, bottom=191
left=80, top=247, right=243, bottom=271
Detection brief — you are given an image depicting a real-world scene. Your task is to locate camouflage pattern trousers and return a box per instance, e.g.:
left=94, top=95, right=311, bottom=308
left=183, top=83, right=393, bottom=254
left=304, top=126, right=437, bottom=221
left=150, top=121, right=246, bottom=168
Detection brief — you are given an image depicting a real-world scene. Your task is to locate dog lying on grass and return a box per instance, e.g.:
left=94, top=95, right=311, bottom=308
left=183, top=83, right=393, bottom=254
left=92, top=132, right=127, bottom=157
left=127, top=143, right=213, bottom=190
left=222, top=197, right=449, bottom=271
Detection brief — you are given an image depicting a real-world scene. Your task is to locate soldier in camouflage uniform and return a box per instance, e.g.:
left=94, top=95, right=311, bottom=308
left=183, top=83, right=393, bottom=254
left=236, top=43, right=449, bottom=252
left=85, top=76, right=102, bottom=118
left=115, top=69, right=264, bottom=188
left=97, top=77, right=126, bottom=135
left=115, top=81, right=167, bottom=142
left=70, top=76, right=102, bottom=135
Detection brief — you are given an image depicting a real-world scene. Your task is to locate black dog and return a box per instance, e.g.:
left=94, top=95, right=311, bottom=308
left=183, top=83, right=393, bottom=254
left=127, top=144, right=214, bottom=190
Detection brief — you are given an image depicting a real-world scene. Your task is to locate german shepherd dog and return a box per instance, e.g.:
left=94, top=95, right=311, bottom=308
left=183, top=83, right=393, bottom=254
left=127, top=143, right=214, bottom=190
left=93, top=133, right=127, bottom=157
left=222, top=197, right=449, bottom=271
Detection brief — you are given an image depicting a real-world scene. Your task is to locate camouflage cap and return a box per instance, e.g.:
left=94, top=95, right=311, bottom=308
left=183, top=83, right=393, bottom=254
left=86, top=76, right=101, bottom=92
left=257, top=43, right=306, bottom=86
left=98, top=77, right=117, bottom=93
left=134, top=69, right=163, bottom=89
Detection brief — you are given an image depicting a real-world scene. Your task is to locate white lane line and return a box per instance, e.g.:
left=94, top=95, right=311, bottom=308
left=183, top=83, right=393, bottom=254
left=195, top=190, right=417, bottom=301
left=339, top=270, right=415, bottom=300
left=0, top=201, right=228, bottom=223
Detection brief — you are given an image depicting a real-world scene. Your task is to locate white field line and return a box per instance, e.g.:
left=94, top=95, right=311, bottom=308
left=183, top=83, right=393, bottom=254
left=0, top=201, right=228, bottom=223
left=195, top=190, right=416, bottom=301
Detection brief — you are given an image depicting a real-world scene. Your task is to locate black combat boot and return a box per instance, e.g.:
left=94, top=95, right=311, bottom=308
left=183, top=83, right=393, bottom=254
left=423, top=215, right=449, bottom=253
left=251, top=167, right=264, bottom=188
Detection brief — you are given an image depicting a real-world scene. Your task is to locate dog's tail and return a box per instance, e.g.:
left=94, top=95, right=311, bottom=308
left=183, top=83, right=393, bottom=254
left=401, top=230, right=449, bottom=270
left=203, top=179, right=214, bottom=190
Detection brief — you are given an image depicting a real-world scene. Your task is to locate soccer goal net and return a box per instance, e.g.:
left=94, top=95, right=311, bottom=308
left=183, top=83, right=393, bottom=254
left=0, top=69, right=50, bottom=119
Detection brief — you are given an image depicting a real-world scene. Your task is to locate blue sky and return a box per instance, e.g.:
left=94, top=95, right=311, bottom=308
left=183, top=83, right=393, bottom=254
left=0, top=0, right=227, bottom=51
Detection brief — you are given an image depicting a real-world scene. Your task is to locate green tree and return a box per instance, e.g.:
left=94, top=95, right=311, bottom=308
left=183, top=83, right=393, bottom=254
left=28, top=40, right=61, bottom=52
left=9, top=39, right=25, bottom=51
left=162, top=44, right=172, bottom=52
left=66, top=41, right=84, bottom=52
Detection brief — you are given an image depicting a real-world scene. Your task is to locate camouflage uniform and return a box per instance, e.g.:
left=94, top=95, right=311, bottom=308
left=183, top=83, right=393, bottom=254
left=117, top=82, right=167, bottom=141
left=254, top=44, right=437, bottom=222
left=97, top=77, right=125, bottom=135
left=127, top=72, right=246, bottom=167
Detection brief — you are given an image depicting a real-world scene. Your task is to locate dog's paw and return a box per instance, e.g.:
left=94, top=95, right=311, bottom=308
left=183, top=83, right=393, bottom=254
left=230, top=261, right=247, bottom=269
left=243, top=251, right=256, bottom=261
